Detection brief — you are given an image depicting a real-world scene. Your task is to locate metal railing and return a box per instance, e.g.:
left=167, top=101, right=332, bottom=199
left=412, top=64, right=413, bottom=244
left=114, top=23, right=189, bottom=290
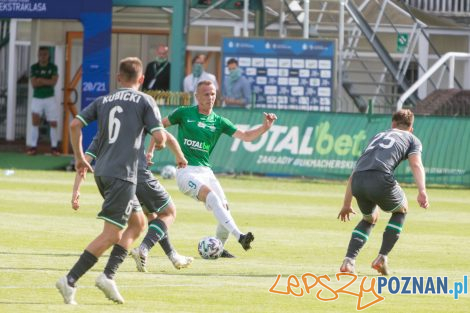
left=145, top=90, right=192, bottom=106
left=396, top=52, right=470, bottom=110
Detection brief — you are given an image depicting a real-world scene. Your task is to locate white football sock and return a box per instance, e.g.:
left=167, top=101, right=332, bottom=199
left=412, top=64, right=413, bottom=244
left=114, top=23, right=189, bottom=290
left=49, top=126, right=58, bottom=148
left=216, top=224, right=230, bottom=245
left=205, top=191, right=241, bottom=240
left=31, top=126, right=39, bottom=147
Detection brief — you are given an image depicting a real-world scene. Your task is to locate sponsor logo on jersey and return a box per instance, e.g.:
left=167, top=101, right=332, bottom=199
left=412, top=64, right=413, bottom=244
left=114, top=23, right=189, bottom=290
left=197, top=122, right=216, bottom=132
left=183, top=138, right=210, bottom=152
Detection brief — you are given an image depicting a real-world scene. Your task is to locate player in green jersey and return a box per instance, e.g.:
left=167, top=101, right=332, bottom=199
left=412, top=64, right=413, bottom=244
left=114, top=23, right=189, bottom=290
left=27, top=47, right=59, bottom=155
left=138, top=80, right=277, bottom=259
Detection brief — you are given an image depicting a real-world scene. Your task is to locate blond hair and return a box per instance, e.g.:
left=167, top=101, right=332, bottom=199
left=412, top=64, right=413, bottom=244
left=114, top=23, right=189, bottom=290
left=118, top=57, right=142, bottom=82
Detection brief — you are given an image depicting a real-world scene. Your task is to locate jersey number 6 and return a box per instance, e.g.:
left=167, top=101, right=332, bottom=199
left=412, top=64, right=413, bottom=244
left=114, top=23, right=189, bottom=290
left=108, top=106, right=123, bottom=144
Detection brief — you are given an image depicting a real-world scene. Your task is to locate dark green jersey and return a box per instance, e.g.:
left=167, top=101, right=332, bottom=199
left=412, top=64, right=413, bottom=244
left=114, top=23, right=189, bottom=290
left=168, top=106, right=237, bottom=167
left=354, top=128, right=422, bottom=175
left=77, top=88, right=163, bottom=184
left=86, top=128, right=155, bottom=184
left=30, top=62, right=58, bottom=98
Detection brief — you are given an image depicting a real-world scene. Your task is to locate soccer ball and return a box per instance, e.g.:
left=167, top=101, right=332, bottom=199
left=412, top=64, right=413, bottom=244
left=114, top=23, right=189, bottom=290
left=198, top=236, right=223, bottom=259
left=160, top=165, right=176, bottom=179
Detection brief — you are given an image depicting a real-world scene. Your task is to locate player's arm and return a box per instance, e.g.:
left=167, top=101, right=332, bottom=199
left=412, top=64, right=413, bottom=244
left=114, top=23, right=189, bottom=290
left=164, top=131, right=187, bottom=168
left=41, top=74, right=59, bottom=86
left=72, top=154, right=93, bottom=210
left=30, top=76, right=42, bottom=88
left=232, top=112, right=277, bottom=142
left=147, top=130, right=187, bottom=168
left=72, top=134, right=98, bottom=210
left=337, top=174, right=356, bottom=222
left=146, top=136, right=155, bottom=166
left=162, top=117, right=172, bottom=128
left=70, top=118, right=94, bottom=175
left=150, top=129, right=166, bottom=151
left=408, top=153, right=429, bottom=209
left=31, top=74, right=58, bottom=87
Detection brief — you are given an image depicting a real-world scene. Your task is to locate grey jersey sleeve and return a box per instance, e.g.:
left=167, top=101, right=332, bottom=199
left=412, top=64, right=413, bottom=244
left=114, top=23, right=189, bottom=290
left=85, top=134, right=99, bottom=159
left=76, top=98, right=100, bottom=126
left=406, top=135, right=422, bottom=157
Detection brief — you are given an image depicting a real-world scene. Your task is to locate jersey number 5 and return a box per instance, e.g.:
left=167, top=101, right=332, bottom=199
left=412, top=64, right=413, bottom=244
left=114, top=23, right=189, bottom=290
left=108, top=106, right=123, bottom=144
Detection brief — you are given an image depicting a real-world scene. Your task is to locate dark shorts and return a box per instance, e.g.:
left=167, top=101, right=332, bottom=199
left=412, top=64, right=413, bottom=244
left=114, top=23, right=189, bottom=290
left=95, top=176, right=141, bottom=229
left=136, top=177, right=172, bottom=214
left=351, top=171, right=406, bottom=216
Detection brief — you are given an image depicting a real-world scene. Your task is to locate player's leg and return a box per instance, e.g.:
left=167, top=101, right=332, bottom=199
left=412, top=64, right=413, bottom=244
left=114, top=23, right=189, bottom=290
left=44, top=97, right=60, bottom=155
left=154, top=204, right=194, bottom=269
left=340, top=208, right=377, bottom=274
left=340, top=172, right=377, bottom=274
left=93, top=178, right=140, bottom=304
left=131, top=178, right=192, bottom=271
left=103, top=201, right=145, bottom=280
left=372, top=180, right=408, bottom=275
left=56, top=221, right=123, bottom=304
left=207, top=176, right=230, bottom=246
left=28, top=98, right=42, bottom=155
left=95, top=202, right=143, bottom=304
left=200, top=172, right=254, bottom=251
left=176, top=166, right=253, bottom=251
left=57, top=176, right=131, bottom=304
left=206, top=175, right=248, bottom=257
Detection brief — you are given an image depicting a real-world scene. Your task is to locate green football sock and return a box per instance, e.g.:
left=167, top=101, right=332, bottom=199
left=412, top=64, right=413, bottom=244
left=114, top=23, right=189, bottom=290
left=379, top=212, right=406, bottom=256
left=346, top=220, right=375, bottom=259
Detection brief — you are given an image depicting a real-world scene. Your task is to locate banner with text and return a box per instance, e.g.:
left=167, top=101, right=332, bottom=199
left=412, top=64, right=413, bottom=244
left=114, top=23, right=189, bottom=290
left=222, top=37, right=335, bottom=111
left=151, top=107, right=470, bottom=186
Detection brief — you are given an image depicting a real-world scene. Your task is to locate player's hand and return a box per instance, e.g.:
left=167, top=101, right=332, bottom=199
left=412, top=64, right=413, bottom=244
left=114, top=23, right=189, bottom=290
left=263, top=112, right=277, bottom=129
left=146, top=151, right=154, bottom=166
left=75, top=157, right=93, bottom=177
left=176, top=155, right=188, bottom=169
left=337, top=206, right=356, bottom=222
left=71, top=191, right=80, bottom=210
left=417, top=192, right=429, bottom=209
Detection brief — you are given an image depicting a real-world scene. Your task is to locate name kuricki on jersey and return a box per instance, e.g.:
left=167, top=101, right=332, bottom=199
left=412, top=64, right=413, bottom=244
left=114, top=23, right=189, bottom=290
left=102, top=91, right=142, bottom=104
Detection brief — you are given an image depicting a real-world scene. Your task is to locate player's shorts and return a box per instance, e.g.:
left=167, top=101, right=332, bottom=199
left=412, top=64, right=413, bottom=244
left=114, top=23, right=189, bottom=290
left=136, top=177, right=172, bottom=214
left=31, top=96, right=59, bottom=122
left=176, top=165, right=227, bottom=207
left=94, top=176, right=142, bottom=229
left=351, top=170, right=406, bottom=216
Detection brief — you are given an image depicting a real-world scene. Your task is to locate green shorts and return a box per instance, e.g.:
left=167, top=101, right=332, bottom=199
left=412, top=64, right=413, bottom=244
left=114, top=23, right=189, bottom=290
left=351, top=170, right=406, bottom=216
left=95, top=176, right=141, bottom=229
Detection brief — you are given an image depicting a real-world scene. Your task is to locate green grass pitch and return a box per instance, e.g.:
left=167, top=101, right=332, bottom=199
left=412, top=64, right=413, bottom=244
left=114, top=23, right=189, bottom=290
left=0, top=169, right=469, bottom=312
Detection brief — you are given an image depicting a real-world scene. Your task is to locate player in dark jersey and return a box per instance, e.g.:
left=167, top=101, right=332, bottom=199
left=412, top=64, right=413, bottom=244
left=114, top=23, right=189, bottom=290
left=56, top=57, right=166, bottom=305
left=338, top=109, right=429, bottom=275
left=75, top=129, right=193, bottom=272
